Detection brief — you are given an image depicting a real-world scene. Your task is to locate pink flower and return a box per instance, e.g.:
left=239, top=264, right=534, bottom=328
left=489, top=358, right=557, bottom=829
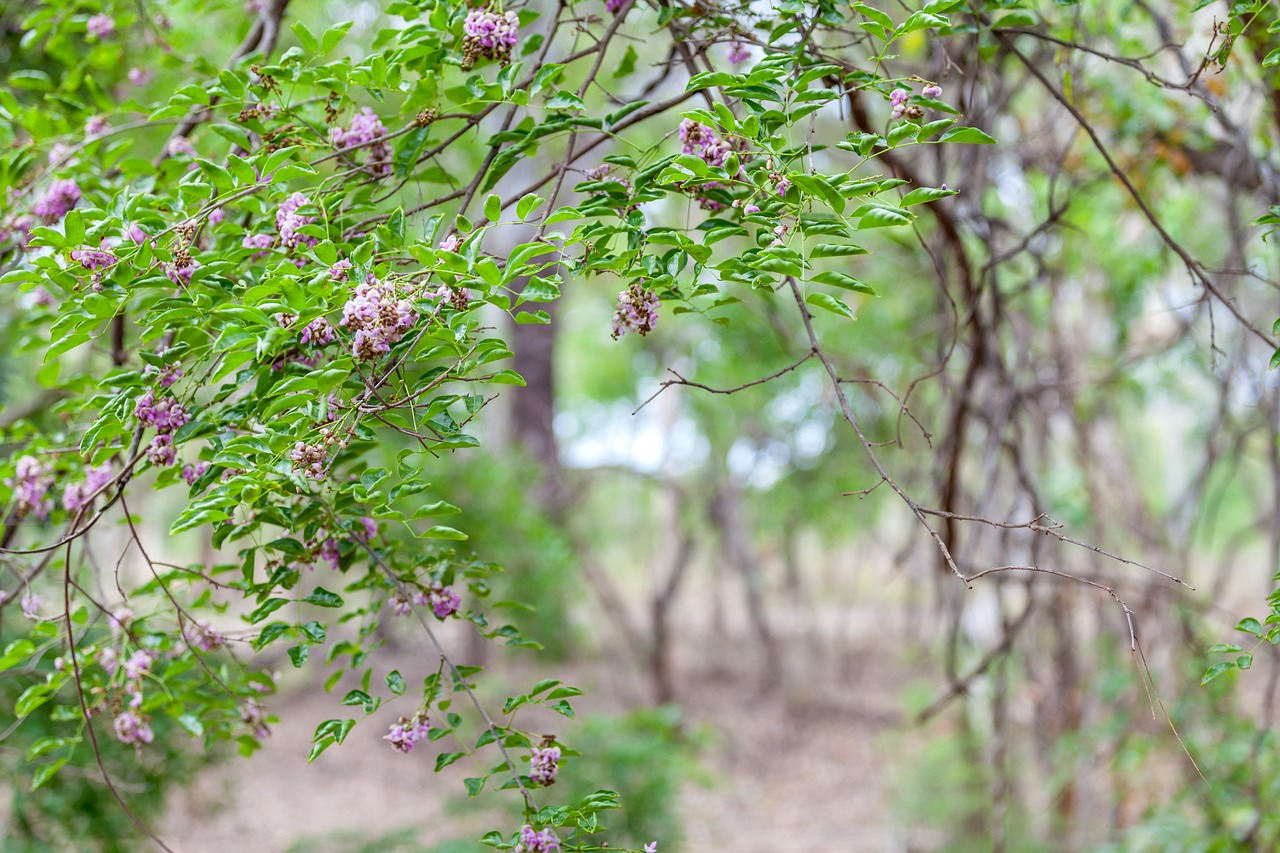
left=462, top=8, right=519, bottom=67
left=728, top=42, right=750, bottom=65
left=6, top=456, right=54, bottom=520
left=85, top=115, right=111, bottom=137
left=128, top=67, right=153, bottom=86
left=167, top=137, right=196, bottom=158
left=21, top=593, right=42, bottom=620
left=32, top=179, right=81, bottom=224
left=166, top=259, right=200, bottom=286
left=87, top=14, right=115, bottom=39
left=439, top=234, right=461, bottom=252
left=71, top=245, right=118, bottom=270
left=530, top=745, right=561, bottom=786
left=128, top=223, right=149, bottom=245
left=180, top=461, right=208, bottom=485
left=208, top=207, right=226, bottom=226
left=328, top=259, right=353, bottom=280
left=62, top=462, right=114, bottom=513
left=922, top=84, right=942, bottom=99
left=276, top=192, right=318, bottom=250
left=743, top=203, right=760, bottom=215
left=114, top=711, right=154, bottom=747
left=611, top=282, right=659, bottom=339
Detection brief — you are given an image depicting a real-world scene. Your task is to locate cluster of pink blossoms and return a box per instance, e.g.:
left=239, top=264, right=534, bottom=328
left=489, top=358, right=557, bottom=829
left=384, top=714, right=431, bottom=753
left=113, top=649, right=156, bottom=749
left=728, top=41, right=750, bottom=64
left=183, top=618, right=226, bottom=653
left=181, top=460, right=208, bottom=485
left=144, top=361, right=183, bottom=389
left=515, top=826, right=560, bottom=853
left=71, top=245, right=117, bottom=271
left=340, top=280, right=418, bottom=360
left=276, top=192, right=318, bottom=250
left=388, top=580, right=460, bottom=619
left=6, top=456, right=54, bottom=520
left=290, top=441, right=327, bottom=479
left=330, top=108, right=391, bottom=177
left=62, top=462, right=114, bottom=514
left=529, top=745, right=561, bottom=786
left=890, top=83, right=942, bottom=120
left=461, top=8, right=519, bottom=68
left=677, top=119, right=746, bottom=210
left=135, top=389, right=190, bottom=467
left=32, top=179, right=81, bottom=224
left=86, top=13, right=115, bottom=39
left=611, top=282, right=660, bottom=339
left=85, top=115, right=110, bottom=137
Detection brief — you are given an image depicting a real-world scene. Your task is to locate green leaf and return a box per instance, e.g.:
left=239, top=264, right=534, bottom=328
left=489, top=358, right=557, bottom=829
left=291, top=21, right=318, bottom=53
left=900, top=186, right=959, bottom=206
left=249, top=597, right=289, bottom=624
left=806, top=292, right=856, bottom=318
left=386, top=670, right=406, bottom=695
left=304, top=588, right=344, bottom=608
left=614, top=44, right=638, bottom=78
left=1236, top=617, right=1266, bottom=638
left=31, top=759, right=67, bottom=791
left=516, top=193, right=544, bottom=221
left=435, top=751, right=465, bottom=772
left=810, top=243, right=868, bottom=258
left=425, top=526, right=469, bottom=540
left=1201, top=661, right=1236, bottom=686
left=811, top=271, right=876, bottom=295
left=484, top=193, right=502, bottom=223
left=938, top=126, right=997, bottom=145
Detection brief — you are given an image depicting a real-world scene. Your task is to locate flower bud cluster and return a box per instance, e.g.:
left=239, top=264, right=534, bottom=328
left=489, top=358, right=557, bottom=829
left=6, top=456, right=55, bottom=520
left=530, top=744, right=561, bottom=786
left=384, top=714, right=431, bottom=753
left=515, top=825, right=560, bottom=853
left=462, top=8, right=519, bottom=69
left=62, top=462, right=114, bottom=514
left=331, top=108, right=392, bottom=177
left=276, top=192, right=318, bottom=250
left=135, top=388, right=190, bottom=468
left=183, top=619, right=226, bottom=653
left=610, top=282, right=660, bottom=339
left=290, top=441, right=327, bottom=479
left=32, top=179, right=81, bottom=224
left=340, top=280, right=418, bottom=360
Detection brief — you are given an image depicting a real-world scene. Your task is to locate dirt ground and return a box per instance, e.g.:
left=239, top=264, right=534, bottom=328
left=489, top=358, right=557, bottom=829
left=160, top=613, right=949, bottom=853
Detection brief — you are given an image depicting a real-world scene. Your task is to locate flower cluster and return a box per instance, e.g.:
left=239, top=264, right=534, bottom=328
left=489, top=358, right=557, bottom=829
left=181, top=461, right=208, bottom=485
left=6, top=456, right=54, bottom=520
left=70, top=245, right=117, bottom=271
left=515, top=826, right=560, bottom=853
left=331, top=108, right=391, bottom=177
left=611, top=282, right=660, bottom=339
left=276, top=192, right=318, bottom=250
left=135, top=389, right=190, bottom=467
left=62, top=462, right=114, bottom=514
left=241, top=699, right=271, bottom=740
left=135, top=389, right=190, bottom=434
left=290, top=441, right=327, bottom=479
left=32, top=179, right=81, bottom=224
left=728, top=41, right=750, bottom=65
left=85, top=115, right=110, bottom=137
left=183, top=619, right=226, bottom=653
left=677, top=119, right=746, bottom=210
left=383, top=714, right=431, bottom=753
left=340, top=280, right=418, bottom=360
left=328, top=259, right=353, bottom=280
left=114, top=711, right=154, bottom=748
left=530, top=744, right=561, bottom=786
left=606, top=0, right=626, bottom=13
left=86, top=13, right=115, bottom=39
left=462, top=8, right=519, bottom=68
left=889, top=88, right=909, bottom=120
left=113, top=649, right=156, bottom=749
left=387, top=580, right=460, bottom=619
left=144, top=361, right=184, bottom=389
left=300, top=317, right=337, bottom=347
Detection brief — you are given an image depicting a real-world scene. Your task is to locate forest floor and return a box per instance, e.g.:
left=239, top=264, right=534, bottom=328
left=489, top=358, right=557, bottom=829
left=161, top=606, right=955, bottom=852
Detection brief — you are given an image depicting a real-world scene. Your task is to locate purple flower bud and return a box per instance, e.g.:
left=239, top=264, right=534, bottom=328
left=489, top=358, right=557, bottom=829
left=922, top=84, right=942, bottom=99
